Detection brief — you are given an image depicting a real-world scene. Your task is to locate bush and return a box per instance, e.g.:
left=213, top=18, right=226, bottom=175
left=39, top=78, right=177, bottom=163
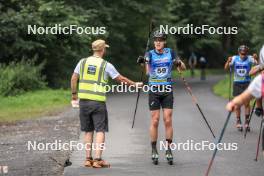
left=0, top=60, right=47, bottom=96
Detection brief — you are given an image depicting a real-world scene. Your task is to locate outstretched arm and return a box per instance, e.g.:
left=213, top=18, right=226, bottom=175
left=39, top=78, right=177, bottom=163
left=114, top=75, right=142, bottom=87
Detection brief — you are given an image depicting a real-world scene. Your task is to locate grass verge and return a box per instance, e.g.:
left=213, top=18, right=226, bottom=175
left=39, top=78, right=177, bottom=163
left=213, top=74, right=231, bottom=99
left=0, top=89, right=70, bottom=122
left=213, top=74, right=255, bottom=106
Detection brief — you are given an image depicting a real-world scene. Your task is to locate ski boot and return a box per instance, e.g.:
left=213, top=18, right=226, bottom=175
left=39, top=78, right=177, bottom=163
left=165, top=149, right=173, bottom=165
left=151, top=149, right=159, bottom=165
left=236, top=118, right=243, bottom=132
left=255, top=108, right=263, bottom=117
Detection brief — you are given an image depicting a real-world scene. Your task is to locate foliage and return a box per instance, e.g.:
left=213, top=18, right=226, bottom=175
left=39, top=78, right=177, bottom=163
left=0, top=0, right=264, bottom=88
left=0, top=60, right=46, bottom=96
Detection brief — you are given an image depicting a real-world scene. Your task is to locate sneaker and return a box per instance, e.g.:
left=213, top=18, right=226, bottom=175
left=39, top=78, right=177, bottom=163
left=84, top=157, right=93, bottom=167
left=92, top=159, right=110, bottom=168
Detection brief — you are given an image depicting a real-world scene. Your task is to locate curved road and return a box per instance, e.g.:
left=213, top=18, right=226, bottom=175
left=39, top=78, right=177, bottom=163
left=64, top=75, right=263, bottom=176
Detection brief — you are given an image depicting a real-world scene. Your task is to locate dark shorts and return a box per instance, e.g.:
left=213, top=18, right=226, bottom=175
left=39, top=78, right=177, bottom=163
left=79, top=99, right=108, bottom=132
left=148, top=86, right=174, bottom=111
left=233, top=82, right=250, bottom=97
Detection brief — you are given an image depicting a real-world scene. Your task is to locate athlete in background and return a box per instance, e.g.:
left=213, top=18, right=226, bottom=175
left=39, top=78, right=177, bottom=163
left=224, top=45, right=257, bottom=131
left=188, top=52, right=197, bottom=78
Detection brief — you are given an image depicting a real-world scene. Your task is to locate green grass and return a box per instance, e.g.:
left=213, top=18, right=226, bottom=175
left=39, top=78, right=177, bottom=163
left=214, top=73, right=256, bottom=99
left=213, top=74, right=256, bottom=106
left=213, top=74, right=231, bottom=99
left=172, top=69, right=224, bottom=78
left=0, top=89, right=70, bottom=122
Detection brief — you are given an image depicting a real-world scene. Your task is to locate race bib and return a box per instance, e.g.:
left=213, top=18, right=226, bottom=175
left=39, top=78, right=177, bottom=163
left=154, top=67, right=168, bottom=77
left=236, top=68, right=247, bottom=77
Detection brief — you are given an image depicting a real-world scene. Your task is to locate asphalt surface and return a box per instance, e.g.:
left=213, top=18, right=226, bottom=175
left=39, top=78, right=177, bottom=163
left=64, top=75, right=263, bottom=176
left=0, top=108, right=79, bottom=176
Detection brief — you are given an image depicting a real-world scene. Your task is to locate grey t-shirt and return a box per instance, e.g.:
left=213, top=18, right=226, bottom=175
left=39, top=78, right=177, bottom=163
left=74, top=57, right=120, bottom=80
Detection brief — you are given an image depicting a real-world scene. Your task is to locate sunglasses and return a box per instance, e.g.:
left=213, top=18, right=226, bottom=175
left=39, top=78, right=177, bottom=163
left=239, top=49, right=247, bottom=54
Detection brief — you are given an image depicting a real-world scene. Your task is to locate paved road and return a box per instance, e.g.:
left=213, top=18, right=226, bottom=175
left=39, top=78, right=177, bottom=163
left=64, top=75, right=263, bottom=176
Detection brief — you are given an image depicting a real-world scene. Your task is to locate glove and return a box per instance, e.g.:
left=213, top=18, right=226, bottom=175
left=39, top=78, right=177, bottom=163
left=137, top=56, right=145, bottom=64
left=255, top=108, right=263, bottom=117
left=227, top=56, right=232, bottom=63
left=253, top=53, right=258, bottom=60
left=175, top=60, right=182, bottom=67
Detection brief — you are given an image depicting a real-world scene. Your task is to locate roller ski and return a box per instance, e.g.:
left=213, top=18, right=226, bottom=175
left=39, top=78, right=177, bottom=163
left=236, top=118, right=243, bottom=132
left=151, top=149, right=159, bottom=165
left=165, top=149, right=173, bottom=165
left=244, top=117, right=250, bottom=132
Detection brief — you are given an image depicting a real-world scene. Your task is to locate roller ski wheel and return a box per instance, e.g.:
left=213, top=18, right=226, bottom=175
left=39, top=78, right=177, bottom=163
left=153, top=157, right=158, bottom=165
left=236, top=119, right=243, bottom=132
left=238, top=126, right=243, bottom=132
left=151, top=150, right=159, bottom=165
left=244, top=117, right=250, bottom=132
left=244, top=123, right=250, bottom=132
left=165, top=150, right=173, bottom=165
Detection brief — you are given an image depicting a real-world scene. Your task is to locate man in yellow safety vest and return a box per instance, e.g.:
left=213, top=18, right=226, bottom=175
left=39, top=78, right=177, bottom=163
left=71, top=39, right=142, bottom=168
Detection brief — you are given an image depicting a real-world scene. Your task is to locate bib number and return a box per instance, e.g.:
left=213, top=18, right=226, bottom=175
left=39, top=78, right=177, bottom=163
left=155, top=67, right=168, bottom=77
left=236, top=68, right=247, bottom=77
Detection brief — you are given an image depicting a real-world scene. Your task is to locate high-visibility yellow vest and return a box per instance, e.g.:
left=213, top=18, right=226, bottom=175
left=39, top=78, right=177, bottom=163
left=78, top=56, right=108, bottom=102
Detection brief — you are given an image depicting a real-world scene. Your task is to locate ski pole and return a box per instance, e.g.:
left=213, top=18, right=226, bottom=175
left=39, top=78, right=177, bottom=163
left=132, top=20, right=154, bottom=128
left=177, top=68, right=216, bottom=138
left=205, top=111, right=232, bottom=176
left=229, top=66, right=232, bottom=101
left=132, top=70, right=144, bottom=128
left=254, top=117, right=264, bottom=161
left=244, top=100, right=256, bottom=139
